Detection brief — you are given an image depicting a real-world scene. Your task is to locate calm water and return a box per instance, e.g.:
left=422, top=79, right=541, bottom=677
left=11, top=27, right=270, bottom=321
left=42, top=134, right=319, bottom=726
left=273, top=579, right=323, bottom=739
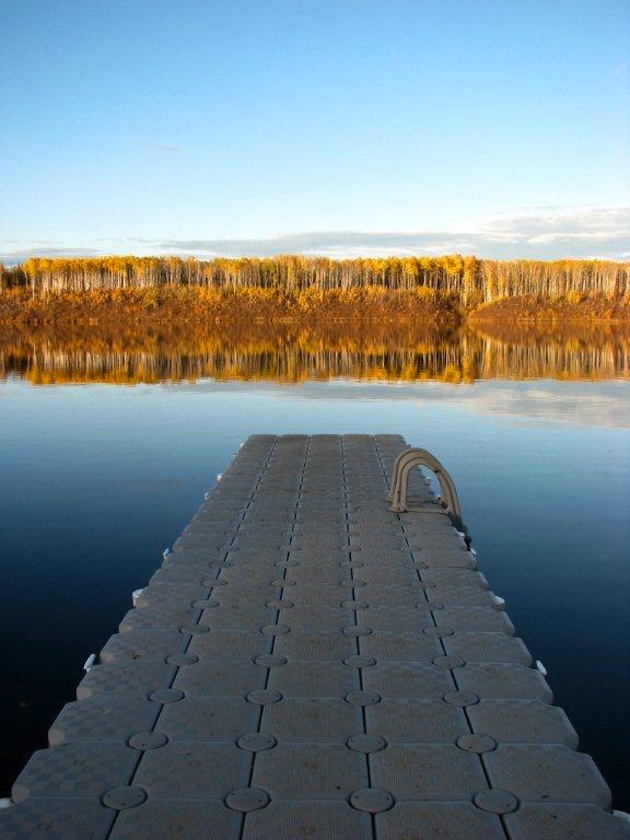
left=1, top=324, right=629, bottom=808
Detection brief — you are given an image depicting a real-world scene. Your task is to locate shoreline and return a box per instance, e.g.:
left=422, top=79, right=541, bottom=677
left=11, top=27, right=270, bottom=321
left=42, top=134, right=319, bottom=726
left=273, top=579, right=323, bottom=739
left=1, top=286, right=629, bottom=327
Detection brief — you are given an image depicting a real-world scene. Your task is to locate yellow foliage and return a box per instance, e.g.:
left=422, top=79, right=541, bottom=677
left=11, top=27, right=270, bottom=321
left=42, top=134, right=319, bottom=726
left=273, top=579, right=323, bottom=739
left=4, top=255, right=627, bottom=306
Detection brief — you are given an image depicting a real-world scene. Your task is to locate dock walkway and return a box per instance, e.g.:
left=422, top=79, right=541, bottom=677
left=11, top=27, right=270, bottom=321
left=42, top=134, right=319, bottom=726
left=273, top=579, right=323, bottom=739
left=2, top=435, right=628, bottom=838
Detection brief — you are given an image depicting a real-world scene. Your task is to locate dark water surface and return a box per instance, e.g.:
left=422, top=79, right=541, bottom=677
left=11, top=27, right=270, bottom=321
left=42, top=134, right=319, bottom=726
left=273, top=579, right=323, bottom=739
left=1, top=324, right=629, bottom=809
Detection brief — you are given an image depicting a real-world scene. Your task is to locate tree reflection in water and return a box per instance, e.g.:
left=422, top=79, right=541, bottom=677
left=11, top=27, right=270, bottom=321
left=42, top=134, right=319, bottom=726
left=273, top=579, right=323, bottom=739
left=1, top=321, right=628, bottom=385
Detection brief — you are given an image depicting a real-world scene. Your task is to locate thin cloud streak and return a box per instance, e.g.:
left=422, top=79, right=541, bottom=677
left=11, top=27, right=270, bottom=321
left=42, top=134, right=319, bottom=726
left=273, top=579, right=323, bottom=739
left=155, top=207, right=630, bottom=260
left=1, top=207, right=628, bottom=264
left=0, top=246, right=104, bottom=263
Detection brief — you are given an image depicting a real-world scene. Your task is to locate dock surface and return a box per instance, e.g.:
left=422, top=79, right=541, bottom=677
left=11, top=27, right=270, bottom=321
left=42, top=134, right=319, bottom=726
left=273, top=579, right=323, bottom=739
left=2, top=434, right=628, bottom=839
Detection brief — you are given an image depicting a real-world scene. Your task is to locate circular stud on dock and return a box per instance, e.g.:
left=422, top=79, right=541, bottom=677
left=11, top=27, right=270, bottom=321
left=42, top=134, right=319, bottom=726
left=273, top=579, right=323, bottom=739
left=237, top=733, right=277, bottom=752
left=473, top=789, right=519, bottom=814
left=165, top=653, right=199, bottom=666
left=148, top=688, right=185, bottom=704
left=246, top=689, right=283, bottom=705
left=345, top=690, right=381, bottom=706
left=423, top=626, right=454, bottom=637
left=346, top=735, right=387, bottom=754
left=266, top=599, right=294, bottom=610
left=254, top=654, right=287, bottom=667
left=341, top=600, right=369, bottom=610
left=192, top=599, right=220, bottom=609
left=260, top=623, right=291, bottom=635
left=342, top=625, right=373, bottom=636
left=456, top=734, right=497, bottom=754
left=433, top=655, right=465, bottom=669
left=179, top=624, right=210, bottom=635
left=343, top=655, right=376, bottom=668
left=443, top=690, right=479, bottom=707
left=128, top=732, right=169, bottom=751
left=225, top=788, right=270, bottom=813
left=350, top=788, right=395, bottom=813
left=102, top=786, right=147, bottom=810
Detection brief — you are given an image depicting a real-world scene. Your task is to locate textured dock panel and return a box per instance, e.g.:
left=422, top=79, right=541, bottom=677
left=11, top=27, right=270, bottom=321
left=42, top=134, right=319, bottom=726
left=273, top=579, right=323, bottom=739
left=2, top=434, right=628, bottom=839
left=503, top=804, right=630, bottom=840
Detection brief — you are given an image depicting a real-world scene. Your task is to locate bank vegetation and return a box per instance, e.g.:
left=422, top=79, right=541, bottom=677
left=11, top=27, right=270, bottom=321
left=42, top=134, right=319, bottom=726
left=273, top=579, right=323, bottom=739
left=1, top=255, right=628, bottom=323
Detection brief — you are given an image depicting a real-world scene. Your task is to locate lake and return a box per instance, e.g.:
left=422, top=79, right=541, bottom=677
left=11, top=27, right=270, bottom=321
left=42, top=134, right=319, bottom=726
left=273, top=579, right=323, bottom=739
left=1, top=321, right=629, bottom=809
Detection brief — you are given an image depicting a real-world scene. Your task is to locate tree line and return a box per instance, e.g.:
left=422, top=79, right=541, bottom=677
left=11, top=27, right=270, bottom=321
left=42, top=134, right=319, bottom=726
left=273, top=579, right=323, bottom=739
left=1, top=254, right=628, bottom=305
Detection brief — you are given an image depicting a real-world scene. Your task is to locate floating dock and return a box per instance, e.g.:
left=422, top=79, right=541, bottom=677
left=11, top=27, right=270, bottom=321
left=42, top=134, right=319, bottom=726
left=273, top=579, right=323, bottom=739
left=1, top=434, right=628, bottom=839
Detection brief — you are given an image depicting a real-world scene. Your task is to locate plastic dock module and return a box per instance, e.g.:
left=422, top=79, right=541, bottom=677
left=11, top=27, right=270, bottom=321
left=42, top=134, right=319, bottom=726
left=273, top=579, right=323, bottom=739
left=1, top=435, right=628, bottom=839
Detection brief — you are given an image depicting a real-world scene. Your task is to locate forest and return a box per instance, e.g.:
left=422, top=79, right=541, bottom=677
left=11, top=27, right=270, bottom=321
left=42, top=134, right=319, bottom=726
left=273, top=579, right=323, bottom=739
left=1, top=255, right=628, bottom=306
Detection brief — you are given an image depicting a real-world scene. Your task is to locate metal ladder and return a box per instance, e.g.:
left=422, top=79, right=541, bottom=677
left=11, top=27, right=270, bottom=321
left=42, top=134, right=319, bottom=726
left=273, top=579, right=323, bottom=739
left=388, top=447, right=466, bottom=535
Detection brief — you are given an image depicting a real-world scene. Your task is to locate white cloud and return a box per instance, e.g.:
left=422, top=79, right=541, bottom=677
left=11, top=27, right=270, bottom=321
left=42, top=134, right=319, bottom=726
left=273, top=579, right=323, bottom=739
left=144, top=206, right=630, bottom=260
left=1, top=206, right=628, bottom=264
left=0, top=246, right=104, bottom=263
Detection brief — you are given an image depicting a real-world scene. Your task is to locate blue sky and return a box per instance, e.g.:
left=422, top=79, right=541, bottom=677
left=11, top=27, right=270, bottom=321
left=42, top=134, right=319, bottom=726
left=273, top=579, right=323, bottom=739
left=1, top=0, right=628, bottom=263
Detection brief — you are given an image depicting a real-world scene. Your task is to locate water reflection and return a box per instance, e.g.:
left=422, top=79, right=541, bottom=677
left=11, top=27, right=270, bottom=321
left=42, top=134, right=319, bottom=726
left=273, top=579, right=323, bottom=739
left=2, top=321, right=629, bottom=384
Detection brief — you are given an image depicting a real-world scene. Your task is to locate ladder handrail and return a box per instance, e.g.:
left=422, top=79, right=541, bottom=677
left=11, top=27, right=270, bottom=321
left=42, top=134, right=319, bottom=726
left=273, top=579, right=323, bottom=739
left=388, top=447, right=466, bottom=533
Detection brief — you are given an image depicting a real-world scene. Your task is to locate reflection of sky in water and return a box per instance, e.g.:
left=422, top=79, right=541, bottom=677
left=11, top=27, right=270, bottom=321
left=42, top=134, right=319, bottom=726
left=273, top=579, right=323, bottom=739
left=0, top=376, right=629, bottom=807
left=179, top=378, right=629, bottom=429
left=81, top=375, right=628, bottom=426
